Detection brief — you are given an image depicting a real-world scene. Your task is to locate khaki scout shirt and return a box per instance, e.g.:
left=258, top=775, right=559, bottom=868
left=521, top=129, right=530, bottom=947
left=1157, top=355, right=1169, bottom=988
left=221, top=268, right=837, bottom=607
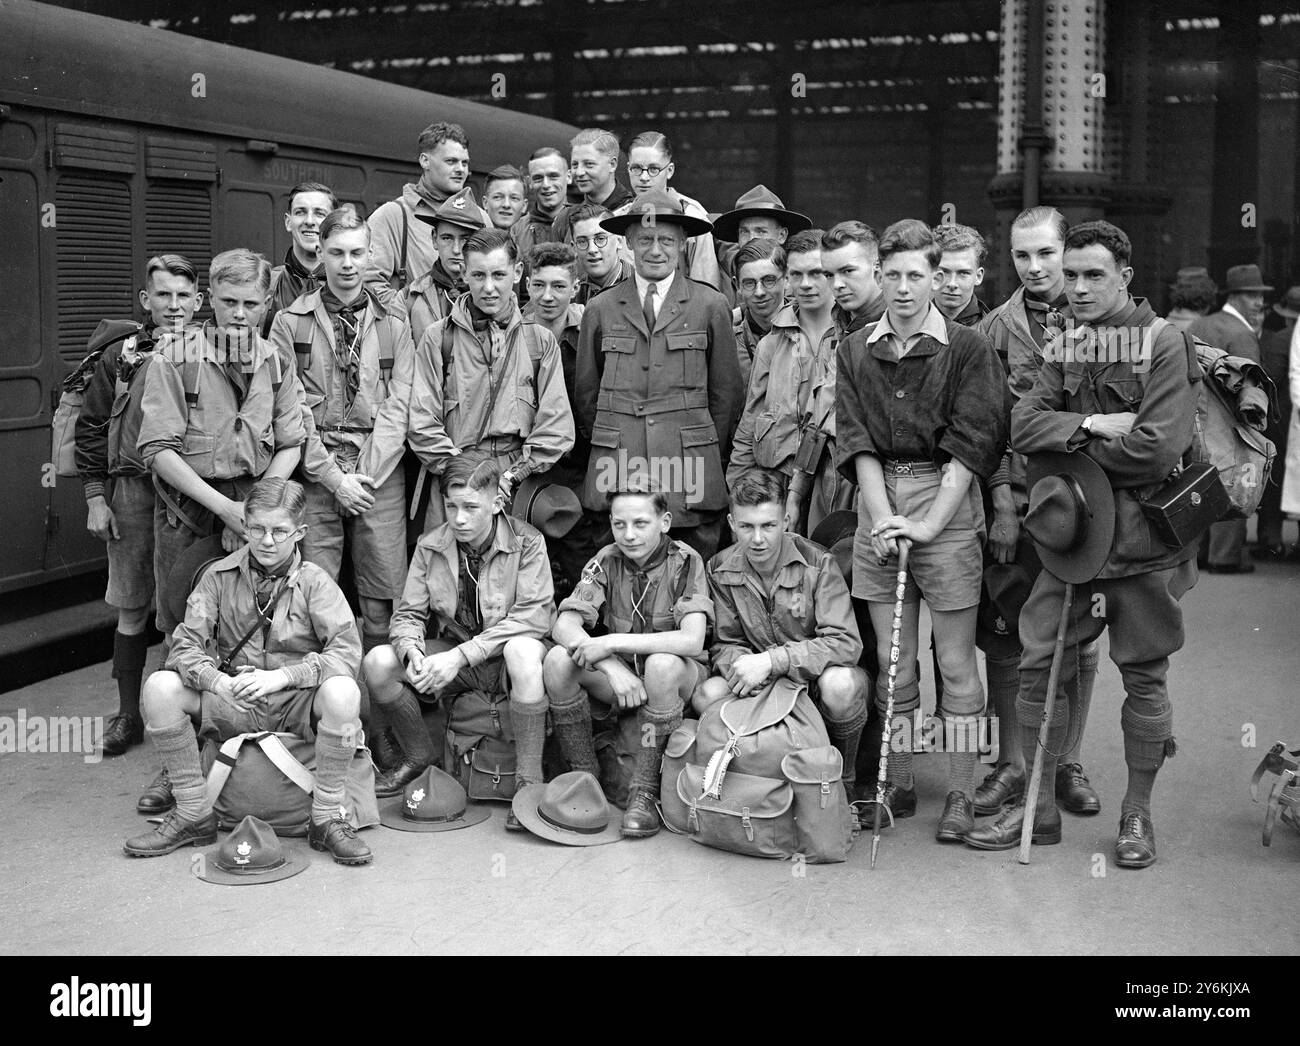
left=268, top=287, right=414, bottom=493
left=408, top=294, right=574, bottom=478
left=166, top=548, right=361, bottom=695
left=137, top=323, right=307, bottom=479
left=389, top=512, right=555, bottom=668
left=404, top=261, right=460, bottom=348
left=558, top=538, right=714, bottom=668
left=707, top=533, right=861, bottom=683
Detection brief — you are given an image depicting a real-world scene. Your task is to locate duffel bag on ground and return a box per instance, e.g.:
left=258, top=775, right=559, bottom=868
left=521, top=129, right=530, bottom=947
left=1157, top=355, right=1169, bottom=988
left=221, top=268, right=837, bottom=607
left=201, top=730, right=379, bottom=837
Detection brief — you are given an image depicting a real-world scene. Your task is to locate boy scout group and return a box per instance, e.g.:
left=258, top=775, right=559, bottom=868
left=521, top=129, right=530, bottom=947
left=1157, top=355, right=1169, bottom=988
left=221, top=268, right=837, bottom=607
left=78, top=118, right=1209, bottom=876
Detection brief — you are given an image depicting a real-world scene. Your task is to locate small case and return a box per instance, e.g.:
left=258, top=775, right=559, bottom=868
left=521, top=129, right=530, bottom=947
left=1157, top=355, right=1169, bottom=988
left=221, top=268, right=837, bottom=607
left=1138, top=462, right=1231, bottom=549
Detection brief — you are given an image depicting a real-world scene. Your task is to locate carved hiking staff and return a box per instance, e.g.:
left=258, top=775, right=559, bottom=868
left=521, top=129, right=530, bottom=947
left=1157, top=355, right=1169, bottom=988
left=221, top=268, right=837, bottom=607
left=1018, top=581, right=1075, bottom=865
left=870, top=541, right=910, bottom=870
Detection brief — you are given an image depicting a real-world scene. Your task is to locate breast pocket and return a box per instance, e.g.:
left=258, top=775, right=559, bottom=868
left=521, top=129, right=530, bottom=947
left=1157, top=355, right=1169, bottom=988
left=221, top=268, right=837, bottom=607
left=181, top=429, right=217, bottom=477
left=666, top=331, right=708, bottom=388
left=1102, top=378, right=1144, bottom=416
left=601, top=335, right=638, bottom=387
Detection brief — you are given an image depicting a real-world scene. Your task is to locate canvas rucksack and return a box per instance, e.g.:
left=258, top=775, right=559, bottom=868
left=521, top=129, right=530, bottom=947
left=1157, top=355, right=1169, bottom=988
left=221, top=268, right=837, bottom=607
left=660, top=677, right=855, bottom=863
left=50, top=320, right=142, bottom=478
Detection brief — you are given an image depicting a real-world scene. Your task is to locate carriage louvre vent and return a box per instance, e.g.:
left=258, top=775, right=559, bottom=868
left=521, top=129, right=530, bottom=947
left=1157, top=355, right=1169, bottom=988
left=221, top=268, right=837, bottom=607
left=146, top=182, right=213, bottom=299
left=55, top=174, right=134, bottom=366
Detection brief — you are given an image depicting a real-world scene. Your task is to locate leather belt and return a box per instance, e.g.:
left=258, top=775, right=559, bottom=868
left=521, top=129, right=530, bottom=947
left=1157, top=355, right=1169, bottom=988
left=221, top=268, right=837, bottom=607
left=596, top=389, right=709, bottom=416
left=320, top=424, right=373, bottom=434
left=883, top=459, right=939, bottom=476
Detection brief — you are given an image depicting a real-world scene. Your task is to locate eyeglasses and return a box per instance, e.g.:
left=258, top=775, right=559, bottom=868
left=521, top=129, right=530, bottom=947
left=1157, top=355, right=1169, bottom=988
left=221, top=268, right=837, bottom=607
left=628, top=164, right=668, bottom=178
left=247, top=524, right=299, bottom=543
left=574, top=233, right=610, bottom=250
left=740, top=275, right=784, bottom=292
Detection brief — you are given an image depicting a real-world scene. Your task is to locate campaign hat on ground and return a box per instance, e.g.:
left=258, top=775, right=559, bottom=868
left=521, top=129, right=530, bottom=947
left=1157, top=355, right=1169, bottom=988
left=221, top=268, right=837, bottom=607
left=1273, top=286, right=1300, bottom=320
left=510, top=473, right=583, bottom=538
left=512, top=771, right=623, bottom=845
left=1223, top=264, right=1273, bottom=294
left=414, top=187, right=490, bottom=233
left=599, top=188, right=713, bottom=238
left=1024, top=452, right=1116, bottom=585
left=379, top=766, right=490, bottom=832
left=809, top=509, right=858, bottom=585
left=194, top=815, right=306, bottom=885
left=711, top=184, right=813, bottom=243
left=163, top=533, right=226, bottom=628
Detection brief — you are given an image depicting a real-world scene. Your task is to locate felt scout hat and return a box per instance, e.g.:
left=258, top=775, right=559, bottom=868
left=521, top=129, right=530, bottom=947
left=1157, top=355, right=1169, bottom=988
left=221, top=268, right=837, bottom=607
left=162, top=533, right=226, bottom=628
left=1273, top=286, right=1300, bottom=320
left=379, top=766, right=490, bottom=832
left=809, top=509, right=858, bottom=586
left=1223, top=263, right=1273, bottom=294
left=414, top=187, right=490, bottom=233
left=510, top=473, right=583, bottom=538
left=1024, top=452, right=1116, bottom=585
left=512, top=771, right=623, bottom=845
left=599, top=188, right=713, bottom=239
left=711, top=184, right=812, bottom=243
left=194, top=815, right=306, bottom=885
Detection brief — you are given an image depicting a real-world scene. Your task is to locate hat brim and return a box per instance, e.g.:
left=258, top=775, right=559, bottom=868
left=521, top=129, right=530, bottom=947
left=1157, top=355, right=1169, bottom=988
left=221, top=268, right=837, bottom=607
left=413, top=212, right=485, bottom=232
left=599, top=211, right=713, bottom=238
left=711, top=207, right=812, bottom=244
left=1273, top=303, right=1300, bottom=319
left=511, top=782, right=623, bottom=846
left=163, top=534, right=227, bottom=628
left=379, top=797, right=491, bottom=833
left=809, top=509, right=858, bottom=551
left=194, top=846, right=308, bottom=885
left=1024, top=452, right=1116, bottom=585
left=510, top=476, right=583, bottom=538
left=1229, top=284, right=1274, bottom=293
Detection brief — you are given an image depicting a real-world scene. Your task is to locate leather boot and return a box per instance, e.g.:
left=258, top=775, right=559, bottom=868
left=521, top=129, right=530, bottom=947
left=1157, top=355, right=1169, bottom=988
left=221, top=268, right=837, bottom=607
left=965, top=799, right=1062, bottom=850
left=973, top=762, right=1025, bottom=816
left=621, top=789, right=662, bottom=838
left=1115, top=812, right=1157, bottom=868
left=369, top=728, right=402, bottom=771
left=309, top=817, right=373, bottom=865
left=935, top=790, right=974, bottom=843
left=1056, top=761, right=1101, bottom=815
left=621, top=704, right=678, bottom=838
left=374, top=759, right=431, bottom=799
left=123, top=810, right=217, bottom=857
left=136, top=768, right=174, bottom=814
left=102, top=714, right=144, bottom=758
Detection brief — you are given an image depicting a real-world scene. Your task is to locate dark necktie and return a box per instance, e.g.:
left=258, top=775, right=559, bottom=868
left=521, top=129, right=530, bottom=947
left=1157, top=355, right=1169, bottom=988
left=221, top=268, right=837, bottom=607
left=643, top=282, right=657, bottom=331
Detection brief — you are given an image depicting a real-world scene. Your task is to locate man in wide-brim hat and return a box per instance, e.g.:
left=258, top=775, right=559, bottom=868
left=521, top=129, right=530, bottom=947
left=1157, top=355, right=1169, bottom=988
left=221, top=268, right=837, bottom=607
left=968, top=220, right=1201, bottom=870
left=574, top=188, right=743, bottom=562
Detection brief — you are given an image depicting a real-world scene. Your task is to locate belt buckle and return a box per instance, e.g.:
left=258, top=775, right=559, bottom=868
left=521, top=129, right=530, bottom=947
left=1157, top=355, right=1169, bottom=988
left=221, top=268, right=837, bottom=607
left=893, top=462, right=913, bottom=477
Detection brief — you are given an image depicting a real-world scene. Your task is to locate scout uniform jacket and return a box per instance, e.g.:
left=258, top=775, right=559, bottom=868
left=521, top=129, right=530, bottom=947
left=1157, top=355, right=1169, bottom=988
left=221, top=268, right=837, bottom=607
left=137, top=323, right=307, bottom=479
left=404, top=260, right=461, bottom=348
left=389, top=512, right=555, bottom=668
left=408, top=294, right=574, bottom=477
left=1011, top=296, right=1199, bottom=578
left=727, top=303, right=836, bottom=485
left=707, top=533, right=862, bottom=683
left=268, top=287, right=415, bottom=493
left=575, top=271, right=743, bottom=522
left=559, top=538, right=714, bottom=669
left=365, top=182, right=448, bottom=291
left=167, top=547, right=361, bottom=695
left=731, top=306, right=766, bottom=393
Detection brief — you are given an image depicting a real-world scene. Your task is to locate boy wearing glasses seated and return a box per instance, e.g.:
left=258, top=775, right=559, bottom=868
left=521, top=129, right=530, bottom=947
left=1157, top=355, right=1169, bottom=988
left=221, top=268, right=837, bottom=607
left=122, top=478, right=371, bottom=865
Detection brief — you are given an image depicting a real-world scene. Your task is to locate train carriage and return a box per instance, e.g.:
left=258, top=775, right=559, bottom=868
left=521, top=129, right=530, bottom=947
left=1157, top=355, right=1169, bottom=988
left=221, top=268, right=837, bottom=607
left=0, top=0, right=577, bottom=595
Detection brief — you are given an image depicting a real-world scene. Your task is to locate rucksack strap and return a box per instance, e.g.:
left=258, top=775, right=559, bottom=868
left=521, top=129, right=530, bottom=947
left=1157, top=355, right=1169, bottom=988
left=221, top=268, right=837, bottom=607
left=293, top=312, right=314, bottom=373
left=205, top=731, right=314, bottom=798
left=182, top=357, right=202, bottom=407
left=395, top=206, right=410, bottom=290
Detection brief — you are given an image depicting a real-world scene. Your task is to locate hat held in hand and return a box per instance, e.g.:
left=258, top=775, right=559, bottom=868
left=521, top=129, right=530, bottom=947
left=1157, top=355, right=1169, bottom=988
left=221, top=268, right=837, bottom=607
left=1023, top=451, right=1116, bottom=584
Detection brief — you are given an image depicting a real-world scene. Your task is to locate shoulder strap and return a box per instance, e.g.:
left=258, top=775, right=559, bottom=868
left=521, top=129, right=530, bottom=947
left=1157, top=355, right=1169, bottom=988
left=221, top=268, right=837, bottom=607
left=521, top=321, right=544, bottom=388
left=182, top=354, right=202, bottom=408
left=254, top=733, right=315, bottom=793
left=293, top=312, right=314, bottom=373
left=441, top=319, right=455, bottom=384
left=396, top=205, right=410, bottom=290
left=205, top=733, right=253, bottom=798
left=216, top=574, right=293, bottom=673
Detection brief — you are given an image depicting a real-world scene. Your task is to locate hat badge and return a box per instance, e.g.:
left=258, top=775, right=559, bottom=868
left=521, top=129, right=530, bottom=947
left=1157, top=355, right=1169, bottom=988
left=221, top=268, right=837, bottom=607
left=234, top=841, right=252, bottom=865
left=453, top=196, right=466, bottom=210
left=407, top=787, right=426, bottom=811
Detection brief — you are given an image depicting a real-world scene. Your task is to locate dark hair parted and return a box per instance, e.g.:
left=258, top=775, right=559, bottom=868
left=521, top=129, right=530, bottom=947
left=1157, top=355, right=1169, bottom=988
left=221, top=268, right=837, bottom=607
left=1064, top=220, right=1132, bottom=269
left=144, top=253, right=198, bottom=287
left=442, top=456, right=500, bottom=496
left=418, top=121, right=469, bottom=153
left=735, top=237, right=786, bottom=275
left=784, top=229, right=826, bottom=260
left=604, top=470, right=669, bottom=514
left=463, top=227, right=519, bottom=264
left=1012, top=205, right=1069, bottom=244
left=933, top=223, right=987, bottom=265
left=318, top=207, right=368, bottom=244
left=287, top=181, right=339, bottom=212
left=244, top=476, right=307, bottom=524
left=878, top=219, right=941, bottom=267
left=527, top=242, right=577, bottom=277
left=729, top=468, right=788, bottom=510
left=821, top=220, right=879, bottom=259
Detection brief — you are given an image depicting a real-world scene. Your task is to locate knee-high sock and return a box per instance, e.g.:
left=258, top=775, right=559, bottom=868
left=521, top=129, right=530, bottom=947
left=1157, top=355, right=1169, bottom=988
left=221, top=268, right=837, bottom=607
left=1060, top=641, right=1099, bottom=766
left=985, top=653, right=1021, bottom=770
left=113, top=631, right=149, bottom=719
left=879, top=679, right=920, bottom=787
left=147, top=718, right=209, bottom=821
left=1121, top=705, right=1174, bottom=819
left=550, top=693, right=599, bottom=776
left=1017, top=692, right=1067, bottom=812
left=385, top=689, right=436, bottom=764
left=823, top=698, right=868, bottom=794
left=631, top=703, right=682, bottom=795
left=510, top=699, right=548, bottom=787
left=312, top=722, right=358, bottom=824
left=946, top=715, right=982, bottom=797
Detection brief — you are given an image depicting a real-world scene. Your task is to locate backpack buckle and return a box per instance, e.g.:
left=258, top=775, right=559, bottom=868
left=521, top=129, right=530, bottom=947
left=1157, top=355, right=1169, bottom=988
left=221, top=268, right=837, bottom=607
left=741, top=807, right=754, bottom=842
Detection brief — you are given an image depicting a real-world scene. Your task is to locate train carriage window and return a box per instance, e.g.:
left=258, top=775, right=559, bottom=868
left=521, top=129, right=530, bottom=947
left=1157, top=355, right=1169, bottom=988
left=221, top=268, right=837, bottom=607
left=146, top=181, right=213, bottom=312
left=55, top=174, right=134, bottom=367
left=223, top=189, right=276, bottom=261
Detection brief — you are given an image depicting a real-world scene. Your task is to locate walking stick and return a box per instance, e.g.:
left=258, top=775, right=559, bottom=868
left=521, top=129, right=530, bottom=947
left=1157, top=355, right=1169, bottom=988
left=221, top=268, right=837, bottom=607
left=870, top=541, right=910, bottom=870
left=1018, top=581, right=1075, bottom=865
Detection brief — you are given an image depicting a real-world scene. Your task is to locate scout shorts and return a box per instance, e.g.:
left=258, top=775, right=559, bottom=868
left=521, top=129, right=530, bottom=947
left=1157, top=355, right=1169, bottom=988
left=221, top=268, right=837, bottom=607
left=851, top=467, right=985, bottom=611
left=104, top=474, right=156, bottom=610
left=201, top=682, right=318, bottom=742
left=300, top=467, right=407, bottom=601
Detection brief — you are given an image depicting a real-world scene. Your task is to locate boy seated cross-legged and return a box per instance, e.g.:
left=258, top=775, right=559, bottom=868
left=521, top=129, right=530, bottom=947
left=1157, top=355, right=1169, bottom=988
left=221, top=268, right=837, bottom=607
left=363, top=456, right=554, bottom=831
left=697, top=467, right=870, bottom=803
left=544, top=479, right=714, bottom=838
left=123, top=477, right=371, bottom=866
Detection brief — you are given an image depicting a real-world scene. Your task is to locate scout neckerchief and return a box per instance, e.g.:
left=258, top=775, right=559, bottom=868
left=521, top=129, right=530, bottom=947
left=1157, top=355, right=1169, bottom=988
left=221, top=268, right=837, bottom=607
left=1023, top=290, right=1068, bottom=350
left=116, top=323, right=156, bottom=383
left=621, top=534, right=674, bottom=675
left=321, top=285, right=368, bottom=413
left=217, top=551, right=298, bottom=673
left=455, top=529, right=495, bottom=636
left=469, top=299, right=519, bottom=445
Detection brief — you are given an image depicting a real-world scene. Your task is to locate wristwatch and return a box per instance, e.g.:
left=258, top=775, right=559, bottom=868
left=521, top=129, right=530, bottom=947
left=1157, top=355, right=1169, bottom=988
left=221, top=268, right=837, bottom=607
left=1081, top=414, right=1095, bottom=435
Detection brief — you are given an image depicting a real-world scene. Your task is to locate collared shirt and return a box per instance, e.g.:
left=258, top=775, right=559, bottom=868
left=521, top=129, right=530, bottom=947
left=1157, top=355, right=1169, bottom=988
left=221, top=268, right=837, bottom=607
left=707, top=533, right=861, bottom=683
left=1222, top=302, right=1255, bottom=334
left=865, top=302, right=950, bottom=360
left=633, top=272, right=672, bottom=322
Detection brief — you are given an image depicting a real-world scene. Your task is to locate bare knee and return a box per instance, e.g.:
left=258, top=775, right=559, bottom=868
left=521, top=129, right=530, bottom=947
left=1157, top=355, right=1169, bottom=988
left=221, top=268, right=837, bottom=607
left=818, top=666, right=864, bottom=716
left=543, top=644, right=580, bottom=688
left=362, top=644, right=402, bottom=694
left=141, top=670, right=188, bottom=722
left=316, top=675, right=361, bottom=724
left=358, top=597, right=391, bottom=638
left=693, top=675, right=731, bottom=716
left=504, top=636, right=546, bottom=675
left=118, top=605, right=150, bottom=635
